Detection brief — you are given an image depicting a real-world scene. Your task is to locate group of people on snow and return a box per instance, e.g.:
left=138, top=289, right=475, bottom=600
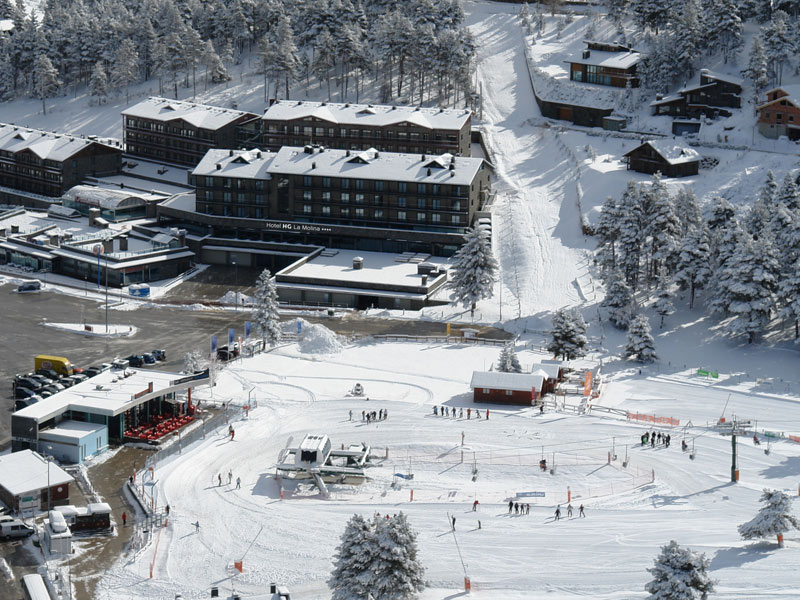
left=358, top=409, right=387, bottom=423
left=641, top=430, right=670, bottom=448
left=554, top=503, right=585, bottom=520
left=433, top=405, right=489, bottom=420
left=218, top=469, right=242, bottom=489
left=508, top=500, right=531, bottom=515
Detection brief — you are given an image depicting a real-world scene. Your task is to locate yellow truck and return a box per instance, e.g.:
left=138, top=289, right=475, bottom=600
left=34, top=355, right=74, bottom=376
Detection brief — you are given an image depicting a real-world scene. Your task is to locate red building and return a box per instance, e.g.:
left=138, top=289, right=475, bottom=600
left=757, top=85, right=800, bottom=140
left=470, top=371, right=546, bottom=406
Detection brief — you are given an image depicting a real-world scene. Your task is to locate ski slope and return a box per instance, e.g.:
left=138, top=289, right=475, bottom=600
left=94, top=340, right=800, bottom=600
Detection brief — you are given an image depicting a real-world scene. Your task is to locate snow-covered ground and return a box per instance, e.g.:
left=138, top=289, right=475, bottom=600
left=88, top=338, right=800, bottom=600
left=41, top=321, right=137, bottom=337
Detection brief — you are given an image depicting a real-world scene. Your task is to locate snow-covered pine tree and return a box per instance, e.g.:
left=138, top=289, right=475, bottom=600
left=673, top=0, right=702, bottom=76
left=602, top=269, right=635, bottom=329
left=707, top=196, right=737, bottom=234
left=328, top=514, right=377, bottom=600
left=645, top=540, right=715, bottom=599
left=706, top=0, right=743, bottom=63
left=448, top=223, right=498, bottom=316
left=606, top=0, right=628, bottom=26
left=776, top=171, right=799, bottom=211
left=273, top=13, right=300, bottom=99
left=89, top=61, right=109, bottom=103
left=674, top=187, right=703, bottom=237
left=370, top=512, right=426, bottom=600
left=632, top=0, right=670, bottom=33
left=720, top=232, right=780, bottom=343
left=548, top=308, right=588, bottom=360
left=706, top=220, right=745, bottom=317
left=738, top=489, right=800, bottom=547
left=746, top=36, right=770, bottom=96
left=496, top=341, right=522, bottom=373
left=111, top=39, right=139, bottom=104
left=596, top=195, right=623, bottom=271
left=779, top=257, right=800, bottom=339
left=653, top=274, right=675, bottom=328
left=314, top=29, right=336, bottom=101
left=202, top=41, right=229, bottom=86
left=252, top=268, right=282, bottom=349
left=182, top=350, right=206, bottom=374
left=617, top=181, right=644, bottom=290
left=518, top=1, right=531, bottom=23
left=675, top=226, right=711, bottom=309
left=33, top=53, right=60, bottom=115
left=626, top=313, right=657, bottom=362
left=646, top=172, right=681, bottom=282
left=762, top=11, right=794, bottom=85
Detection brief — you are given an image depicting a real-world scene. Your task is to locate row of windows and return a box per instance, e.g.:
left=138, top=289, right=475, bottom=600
left=126, top=132, right=212, bottom=152
left=299, top=190, right=463, bottom=210
left=299, top=176, right=466, bottom=196
left=198, top=176, right=267, bottom=191
left=197, top=191, right=267, bottom=204
left=266, top=124, right=458, bottom=143
left=299, top=204, right=461, bottom=224
left=126, top=118, right=215, bottom=140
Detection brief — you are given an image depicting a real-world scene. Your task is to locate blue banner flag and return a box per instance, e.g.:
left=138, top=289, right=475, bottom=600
left=228, top=328, right=235, bottom=346
left=245, top=321, right=252, bottom=340
left=211, top=335, right=218, bottom=354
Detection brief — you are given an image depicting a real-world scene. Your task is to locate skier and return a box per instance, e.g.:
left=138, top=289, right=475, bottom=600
left=651, top=433, right=655, bottom=448
left=165, top=505, right=170, bottom=515
left=194, top=521, right=200, bottom=533
left=122, top=512, right=127, bottom=527
left=478, top=520, right=481, bottom=529
left=657, top=432, right=662, bottom=444
left=514, top=503, right=519, bottom=514
left=467, top=408, right=471, bottom=419
left=643, top=432, right=648, bottom=445
left=682, top=439, right=688, bottom=452
left=579, top=504, right=585, bottom=517
left=230, top=428, right=235, bottom=441
left=526, top=504, right=530, bottom=515
left=452, top=515, right=456, bottom=530
left=665, top=434, right=671, bottom=448
left=236, top=477, right=241, bottom=489
left=508, top=500, right=514, bottom=513
left=567, top=504, right=573, bottom=517
left=476, top=408, right=481, bottom=419
left=349, top=410, right=352, bottom=421
left=486, top=409, right=489, bottom=419
left=384, top=409, right=388, bottom=420
left=554, top=505, right=561, bottom=520
left=218, top=473, right=222, bottom=487
left=539, top=404, right=544, bottom=415
left=434, top=406, right=438, bottom=416
left=228, top=470, right=232, bottom=485
left=459, top=408, right=464, bottom=418
left=473, top=500, right=479, bottom=511
left=753, top=434, right=760, bottom=445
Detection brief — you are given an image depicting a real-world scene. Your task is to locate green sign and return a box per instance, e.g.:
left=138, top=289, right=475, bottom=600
left=697, top=369, right=709, bottom=376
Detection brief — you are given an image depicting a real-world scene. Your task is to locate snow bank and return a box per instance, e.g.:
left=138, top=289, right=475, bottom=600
left=282, top=318, right=343, bottom=354
left=218, top=290, right=253, bottom=304
left=41, top=322, right=137, bottom=337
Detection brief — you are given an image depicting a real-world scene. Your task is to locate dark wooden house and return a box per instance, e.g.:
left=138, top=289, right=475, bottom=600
left=623, top=139, right=700, bottom=178
left=651, top=70, right=743, bottom=118
left=470, top=371, right=546, bottom=406
left=566, top=41, right=642, bottom=88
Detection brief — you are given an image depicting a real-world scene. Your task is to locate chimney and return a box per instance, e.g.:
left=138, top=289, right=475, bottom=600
left=88, top=208, right=101, bottom=226
left=256, top=151, right=262, bottom=158
left=312, top=162, right=316, bottom=169
left=49, top=233, right=59, bottom=246
left=421, top=154, right=426, bottom=161
left=10, top=224, right=19, bottom=234
left=449, top=163, right=455, bottom=171
left=178, top=229, right=187, bottom=247
left=229, top=149, right=234, bottom=156
left=346, top=150, right=351, bottom=157
left=0, top=228, right=6, bottom=237
left=118, top=234, right=128, bottom=251
left=216, top=163, right=221, bottom=170
left=427, top=168, right=432, bottom=176
left=582, top=49, right=590, bottom=59
left=102, top=238, right=113, bottom=253
left=352, top=256, right=364, bottom=270
left=270, top=584, right=277, bottom=594
left=421, top=274, right=428, bottom=285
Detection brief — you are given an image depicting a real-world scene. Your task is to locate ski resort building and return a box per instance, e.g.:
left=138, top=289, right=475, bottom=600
left=470, top=371, right=546, bottom=406
left=756, top=85, right=800, bottom=140
left=0, top=123, right=122, bottom=205
left=650, top=70, right=743, bottom=118
left=566, top=41, right=642, bottom=88
left=122, top=97, right=258, bottom=167
left=622, top=139, right=700, bottom=177
left=166, top=145, right=492, bottom=258
left=0, top=450, right=74, bottom=511
left=11, top=368, right=210, bottom=461
left=240, top=100, right=473, bottom=157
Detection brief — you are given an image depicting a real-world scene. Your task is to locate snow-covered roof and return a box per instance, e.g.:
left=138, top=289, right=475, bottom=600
left=122, top=97, right=254, bottom=130
left=567, top=49, right=642, bottom=70
left=0, top=450, right=73, bottom=496
left=679, top=82, right=716, bottom=94
left=624, top=140, right=700, bottom=165
left=193, top=149, right=275, bottom=179
left=62, top=185, right=151, bottom=211
left=759, top=84, right=800, bottom=109
left=268, top=146, right=487, bottom=186
left=700, top=69, right=743, bottom=87
left=0, top=19, right=13, bottom=32
left=650, top=94, right=684, bottom=107
left=531, top=363, right=562, bottom=380
left=262, top=100, right=471, bottom=131
left=39, top=420, right=106, bottom=443
left=0, top=123, right=119, bottom=162
left=470, top=371, right=546, bottom=392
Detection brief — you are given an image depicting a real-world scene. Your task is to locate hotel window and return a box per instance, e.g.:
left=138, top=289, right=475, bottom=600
left=452, top=215, right=461, bottom=225
left=483, top=389, right=490, bottom=394
left=256, top=194, right=265, bottom=204
left=355, top=208, right=365, bottom=218
left=505, top=390, right=513, bottom=396
left=223, top=192, right=232, bottom=202
left=417, top=212, right=426, bottom=222
left=373, top=195, right=382, bottom=205
left=417, top=197, right=426, bottom=209
left=237, top=193, right=246, bottom=203
left=350, top=128, right=359, bottom=137
left=303, top=204, right=312, bottom=214
left=397, top=196, right=407, bottom=207
left=374, top=209, right=384, bottom=219
left=397, top=210, right=407, bottom=221
left=341, top=207, right=350, bottom=217
left=303, top=190, right=312, bottom=201
left=452, top=200, right=461, bottom=211
left=432, top=184, right=440, bottom=195
left=418, top=183, right=426, bottom=194
left=322, top=205, right=331, bottom=216
left=293, top=125, right=301, bottom=134
left=255, top=180, right=264, bottom=191
left=205, top=176, right=214, bottom=187
left=322, top=177, right=331, bottom=187
left=237, top=207, right=245, bottom=217
left=322, top=191, right=331, bottom=202
left=355, top=194, right=366, bottom=204
left=328, top=128, right=335, bottom=136
left=355, top=179, right=365, bottom=190
left=432, top=198, right=441, bottom=209
left=341, top=193, right=350, bottom=203
left=303, top=175, right=312, bottom=186
left=315, top=127, right=325, bottom=137
left=398, top=182, right=407, bottom=193
left=431, top=213, right=441, bottom=223
left=303, top=126, right=312, bottom=136
left=341, top=178, right=350, bottom=189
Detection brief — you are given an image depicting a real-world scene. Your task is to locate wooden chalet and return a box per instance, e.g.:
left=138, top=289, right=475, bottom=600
left=623, top=139, right=700, bottom=178
left=532, top=361, right=565, bottom=395
left=566, top=41, right=642, bottom=88
left=757, top=85, right=800, bottom=140
left=470, top=371, right=546, bottom=406
left=651, top=70, right=743, bottom=119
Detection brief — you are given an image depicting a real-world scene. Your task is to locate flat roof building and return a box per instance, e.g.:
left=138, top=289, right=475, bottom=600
left=0, top=450, right=74, bottom=512
left=122, top=97, right=258, bottom=167
left=243, top=100, right=472, bottom=157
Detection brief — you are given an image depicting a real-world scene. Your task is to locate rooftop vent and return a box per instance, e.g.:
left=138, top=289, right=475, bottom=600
left=427, top=168, right=432, bottom=176
left=346, top=150, right=351, bottom=157
left=421, top=154, right=426, bottom=161
left=229, top=149, right=234, bottom=156
left=374, top=151, right=379, bottom=158
left=304, top=145, right=314, bottom=154
left=450, top=171, right=455, bottom=177
left=256, top=151, right=262, bottom=158
left=391, top=106, right=396, bottom=111
left=582, top=49, right=590, bottom=59
left=296, top=101, right=303, bottom=106
left=216, top=163, right=221, bottom=170
left=353, top=256, right=364, bottom=270
left=449, top=163, right=455, bottom=171
left=344, top=103, right=350, bottom=108
left=311, top=162, right=316, bottom=169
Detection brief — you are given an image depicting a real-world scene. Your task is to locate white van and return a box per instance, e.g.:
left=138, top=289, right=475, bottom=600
left=0, top=518, right=34, bottom=539
left=21, top=573, right=53, bottom=600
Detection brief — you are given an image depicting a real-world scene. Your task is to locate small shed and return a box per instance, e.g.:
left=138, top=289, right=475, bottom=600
left=531, top=362, right=565, bottom=394
left=602, top=116, right=627, bottom=131
left=470, top=371, right=546, bottom=406
left=0, top=450, right=73, bottom=512
left=623, top=139, right=700, bottom=177
left=44, top=510, right=72, bottom=554
left=38, top=420, right=108, bottom=464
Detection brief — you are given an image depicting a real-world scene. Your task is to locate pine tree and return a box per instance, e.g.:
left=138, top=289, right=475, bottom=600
left=252, top=268, right=282, bottom=349
left=617, top=181, right=645, bottom=290
left=645, top=540, right=715, bottom=599
left=632, top=0, right=670, bottom=33
left=674, top=187, right=703, bottom=237
left=202, top=41, right=229, bottom=87
left=274, top=13, right=300, bottom=99
left=674, top=0, right=702, bottom=76
left=182, top=350, right=205, bottom=374
left=776, top=171, right=799, bottom=211
left=602, top=269, right=635, bottom=329
left=707, top=0, right=743, bottom=63
left=738, top=489, right=800, bottom=547
left=111, top=39, right=138, bottom=104
left=626, top=313, right=657, bottom=362
left=596, top=194, right=623, bottom=271
left=779, top=258, right=800, bottom=339
left=653, top=274, right=675, bottom=328
left=371, top=513, right=426, bottom=600
left=675, top=226, right=711, bottom=309
left=646, top=172, right=681, bottom=281
left=747, top=170, right=778, bottom=236
left=329, top=514, right=377, bottom=600
left=314, top=29, right=336, bottom=101
left=548, top=308, right=588, bottom=360
left=720, top=233, right=780, bottom=343
left=88, top=61, right=109, bottom=103
left=518, top=1, right=531, bottom=23
left=762, top=11, right=794, bottom=85
left=496, top=342, right=522, bottom=373
left=746, top=36, right=769, bottom=95
left=33, top=53, right=60, bottom=115
left=448, top=223, right=498, bottom=316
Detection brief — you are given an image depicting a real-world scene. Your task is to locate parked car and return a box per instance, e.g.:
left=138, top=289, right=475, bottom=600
left=216, top=345, right=239, bottom=362
left=38, top=389, right=54, bottom=398
left=0, top=519, right=34, bottom=539
left=40, top=384, right=62, bottom=396
left=126, top=355, right=144, bottom=368
left=58, top=377, right=76, bottom=388
left=85, top=363, right=112, bottom=378
left=15, top=387, right=40, bottom=400
left=14, top=396, right=41, bottom=411
left=68, top=373, right=88, bottom=384
left=152, top=349, right=166, bottom=361
left=36, top=368, right=60, bottom=380
left=142, top=353, right=156, bottom=365
left=13, top=377, right=41, bottom=392
left=16, top=281, right=42, bottom=293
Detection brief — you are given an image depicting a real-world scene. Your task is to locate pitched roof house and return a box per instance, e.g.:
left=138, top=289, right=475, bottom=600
left=623, top=139, right=700, bottom=177
left=756, top=85, right=800, bottom=140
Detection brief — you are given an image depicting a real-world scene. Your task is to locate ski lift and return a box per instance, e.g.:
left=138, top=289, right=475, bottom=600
left=622, top=445, right=629, bottom=468
left=549, top=452, right=556, bottom=475
left=764, top=439, right=771, bottom=456
left=612, top=437, right=617, bottom=462
left=689, top=439, right=696, bottom=460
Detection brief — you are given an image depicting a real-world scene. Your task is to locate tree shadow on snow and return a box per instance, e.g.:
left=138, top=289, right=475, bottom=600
left=760, top=455, right=800, bottom=479
left=710, top=542, right=776, bottom=571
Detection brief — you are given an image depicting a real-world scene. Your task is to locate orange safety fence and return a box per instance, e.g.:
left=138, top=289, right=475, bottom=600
left=627, top=412, right=680, bottom=427
left=789, top=435, right=800, bottom=444
left=149, top=524, right=163, bottom=578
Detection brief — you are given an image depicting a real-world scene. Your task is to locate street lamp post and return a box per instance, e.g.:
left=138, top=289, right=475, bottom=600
left=44, top=448, right=54, bottom=511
